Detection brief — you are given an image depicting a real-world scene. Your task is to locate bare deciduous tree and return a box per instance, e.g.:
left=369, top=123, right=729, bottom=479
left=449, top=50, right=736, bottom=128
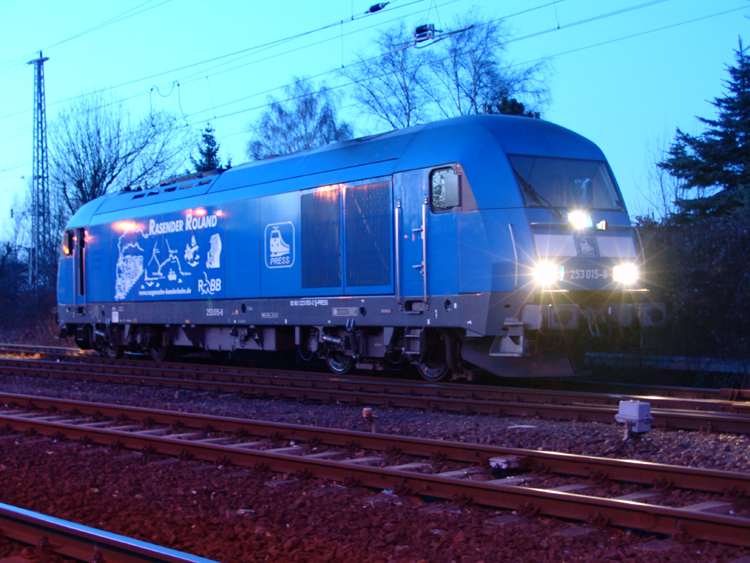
left=424, top=13, right=548, bottom=119
left=340, top=24, right=431, bottom=129
left=342, top=12, right=549, bottom=130
left=50, top=91, right=193, bottom=215
left=246, top=79, right=353, bottom=160
left=635, top=135, right=685, bottom=221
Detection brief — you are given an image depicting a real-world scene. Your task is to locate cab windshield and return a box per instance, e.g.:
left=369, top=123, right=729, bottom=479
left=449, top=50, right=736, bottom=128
left=509, top=155, right=624, bottom=211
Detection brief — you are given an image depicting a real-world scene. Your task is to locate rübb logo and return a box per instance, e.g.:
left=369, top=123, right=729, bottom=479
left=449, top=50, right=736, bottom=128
left=265, top=222, right=295, bottom=269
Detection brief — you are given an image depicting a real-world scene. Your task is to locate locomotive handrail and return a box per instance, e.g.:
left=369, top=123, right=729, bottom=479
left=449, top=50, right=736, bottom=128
left=508, top=223, right=519, bottom=290
left=422, top=202, right=428, bottom=305
left=395, top=203, right=402, bottom=309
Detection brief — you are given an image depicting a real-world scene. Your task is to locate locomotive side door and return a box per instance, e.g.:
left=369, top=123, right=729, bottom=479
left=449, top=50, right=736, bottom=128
left=394, top=170, right=425, bottom=304
left=394, top=168, right=458, bottom=310
left=424, top=166, right=459, bottom=299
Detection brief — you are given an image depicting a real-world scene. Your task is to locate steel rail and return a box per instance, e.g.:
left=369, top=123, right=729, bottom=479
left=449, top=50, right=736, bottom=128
left=2, top=397, right=750, bottom=546
left=3, top=342, right=750, bottom=388
left=0, top=501, right=219, bottom=563
left=2, top=392, right=750, bottom=495
left=3, top=349, right=749, bottom=403
left=3, top=359, right=750, bottom=433
left=0, top=343, right=86, bottom=356
left=2, top=356, right=746, bottom=411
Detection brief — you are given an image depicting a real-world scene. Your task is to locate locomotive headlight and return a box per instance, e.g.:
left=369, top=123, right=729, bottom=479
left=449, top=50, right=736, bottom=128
left=535, top=262, right=564, bottom=285
left=613, top=263, right=639, bottom=284
left=568, top=211, right=592, bottom=230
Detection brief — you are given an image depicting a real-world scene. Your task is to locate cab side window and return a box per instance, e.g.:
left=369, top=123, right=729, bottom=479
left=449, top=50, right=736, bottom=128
left=430, top=167, right=460, bottom=212
left=62, top=230, right=75, bottom=256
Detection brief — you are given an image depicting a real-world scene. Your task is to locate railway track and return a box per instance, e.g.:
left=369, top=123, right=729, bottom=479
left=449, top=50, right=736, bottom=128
left=0, top=501, right=218, bottom=563
left=3, top=342, right=749, bottom=400
left=2, top=355, right=750, bottom=434
left=0, top=342, right=87, bottom=358
left=1, top=392, right=749, bottom=547
left=3, top=342, right=750, bottom=398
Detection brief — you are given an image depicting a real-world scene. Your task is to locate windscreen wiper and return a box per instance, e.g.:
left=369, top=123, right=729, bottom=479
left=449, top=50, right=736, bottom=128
left=513, top=169, right=564, bottom=220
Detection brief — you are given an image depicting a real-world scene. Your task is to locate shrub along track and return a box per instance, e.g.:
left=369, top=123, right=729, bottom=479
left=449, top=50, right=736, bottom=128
left=1, top=392, right=750, bottom=549
left=1, top=355, right=750, bottom=434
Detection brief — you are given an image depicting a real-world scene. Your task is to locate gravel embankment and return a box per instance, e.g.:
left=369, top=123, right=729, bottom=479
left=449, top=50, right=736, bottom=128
left=1, top=373, right=750, bottom=562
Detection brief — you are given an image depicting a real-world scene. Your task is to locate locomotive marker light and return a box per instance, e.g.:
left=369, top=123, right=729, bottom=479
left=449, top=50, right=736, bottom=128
left=112, top=220, right=138, bottom=232
left=534, top=262, right=564, bottom=285
left=613, top=263, right=639, bottom=285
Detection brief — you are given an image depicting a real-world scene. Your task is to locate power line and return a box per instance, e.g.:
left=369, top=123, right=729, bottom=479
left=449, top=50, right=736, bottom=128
left=0, top=0, right=173, bottom=78
left=0, top=0, right=553, bottom=134
left=506, top=0, right=673, bottom=44
left=0, top=1, right=746, bottom=169
left=164, top=2, right=750, bottom=151
left=179, top=0, right=699, bottom=123
left=111, top=0, right=562, bottom=124
left=0, top=0, right=456, bottom=147
left=0, top=0, right=426, bottom=124
left=515, top=5, right=750, bottom=68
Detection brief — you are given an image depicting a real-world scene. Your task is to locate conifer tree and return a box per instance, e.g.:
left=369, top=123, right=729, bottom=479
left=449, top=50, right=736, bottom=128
left=192, top=124, right=224, bottom=172
left=486, top=97, right=540, bottom=118
left=659, top=40, right=750, bottom=218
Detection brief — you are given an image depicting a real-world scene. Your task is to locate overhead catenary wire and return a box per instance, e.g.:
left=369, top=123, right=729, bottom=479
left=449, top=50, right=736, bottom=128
left=180, top=0, right=743, bottom=124
left=0, top=0, right=173, bottom=79
left=0, top=0, right=459, bottom=147
left=0, top=0, right=734, bottom=141
left=197, top=3, right=750, bottom=146
left=1, top=0, right=559, bottom=141
left=0, top=0, right=426, bottom=125
left=0, top=1, right=746, bottom=173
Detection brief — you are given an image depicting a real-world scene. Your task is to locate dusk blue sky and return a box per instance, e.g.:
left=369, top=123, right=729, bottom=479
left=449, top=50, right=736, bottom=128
left=0, top=0, right=747, bottom=239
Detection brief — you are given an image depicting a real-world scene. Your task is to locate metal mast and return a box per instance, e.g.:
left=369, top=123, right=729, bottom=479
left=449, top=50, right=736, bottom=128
left=27, top=51, right=50, bottom=287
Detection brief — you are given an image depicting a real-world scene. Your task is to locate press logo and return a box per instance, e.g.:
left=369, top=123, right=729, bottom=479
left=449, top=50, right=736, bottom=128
left=575, top=236, right=599, bottom=258
left=265, top=222, right=295, bottom=268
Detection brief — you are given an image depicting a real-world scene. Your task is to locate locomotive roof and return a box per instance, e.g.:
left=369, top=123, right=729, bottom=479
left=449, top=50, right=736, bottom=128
left=69, top=114, right=608, bottom=226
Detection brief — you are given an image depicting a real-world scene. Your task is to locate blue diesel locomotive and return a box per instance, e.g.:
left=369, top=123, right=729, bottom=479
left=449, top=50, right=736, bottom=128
left=57, top=114, right=665, bottom=381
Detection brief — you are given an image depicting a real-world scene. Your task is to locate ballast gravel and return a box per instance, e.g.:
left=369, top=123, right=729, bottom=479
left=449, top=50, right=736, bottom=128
left=1, top=370, right=750, bottom=562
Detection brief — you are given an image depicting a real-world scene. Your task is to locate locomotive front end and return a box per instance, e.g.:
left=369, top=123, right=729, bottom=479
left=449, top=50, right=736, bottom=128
left=512, top=154, right=665, bottom=372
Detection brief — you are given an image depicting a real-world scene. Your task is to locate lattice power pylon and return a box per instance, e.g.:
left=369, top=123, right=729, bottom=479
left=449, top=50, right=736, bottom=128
left=27, top=51, right=50, bottom=287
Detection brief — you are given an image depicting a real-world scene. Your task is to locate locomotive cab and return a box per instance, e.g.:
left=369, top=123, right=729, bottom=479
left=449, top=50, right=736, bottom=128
left=461, top=153, right=665, bottom=377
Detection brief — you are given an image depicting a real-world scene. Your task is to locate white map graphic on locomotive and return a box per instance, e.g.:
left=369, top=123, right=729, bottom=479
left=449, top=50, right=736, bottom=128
left=184, top=235, right=200, bottom=267
left=114, top=229, right=145, bottom=301
left=113, top=210, right=224, bottom=301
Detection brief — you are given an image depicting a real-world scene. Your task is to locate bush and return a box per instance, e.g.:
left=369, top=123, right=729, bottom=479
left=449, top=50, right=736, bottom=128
left=638, top=210, right=750, bottom=357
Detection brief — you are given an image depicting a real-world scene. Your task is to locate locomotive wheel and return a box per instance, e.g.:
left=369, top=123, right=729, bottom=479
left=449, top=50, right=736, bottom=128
left=102, top=343, right=123, bottom=359
left=326, top=352, right=354, bottom=375
left=150, top=345, right=172, bottom=362
left=415, top=360, right=451, bottom=382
